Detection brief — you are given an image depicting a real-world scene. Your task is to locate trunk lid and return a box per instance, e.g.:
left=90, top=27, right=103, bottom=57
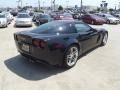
left=15, top=31, right=57, bottom=44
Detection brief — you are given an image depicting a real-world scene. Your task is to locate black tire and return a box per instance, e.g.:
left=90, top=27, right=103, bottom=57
left=101, top=33, right=108, bottom=46
left=63, top=45, right=79, bottom=69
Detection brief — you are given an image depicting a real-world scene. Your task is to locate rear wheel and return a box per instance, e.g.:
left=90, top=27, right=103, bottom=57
left=63, top=45, right=79, bottom=68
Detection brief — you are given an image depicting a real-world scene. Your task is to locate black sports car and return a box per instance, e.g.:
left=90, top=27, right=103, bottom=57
left=14, top=20, right=108, bottom=68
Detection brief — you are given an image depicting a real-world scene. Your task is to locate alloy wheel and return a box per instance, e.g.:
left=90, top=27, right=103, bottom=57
left=66, top=46, right=79, bottom=67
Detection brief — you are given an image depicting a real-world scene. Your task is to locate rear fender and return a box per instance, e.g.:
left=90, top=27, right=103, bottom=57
left=64, top=39, right=82, bottom=55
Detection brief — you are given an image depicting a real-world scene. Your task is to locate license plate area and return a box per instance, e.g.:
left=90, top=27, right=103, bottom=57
left=21, top=44, right=30, bottom=52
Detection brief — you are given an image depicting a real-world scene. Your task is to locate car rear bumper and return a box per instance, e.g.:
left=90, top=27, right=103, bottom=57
left=15, top=22, right=32, bottom=26
left=109, top=20, right=120, bottom=24
left=15, top=41, right=64, bottom=66
left=0, top=24, right=7, bottom=27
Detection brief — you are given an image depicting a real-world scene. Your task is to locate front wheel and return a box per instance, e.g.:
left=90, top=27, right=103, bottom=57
left=63, top=45, right=79, bottom=68
left=101, top=33, right=108, bottom=46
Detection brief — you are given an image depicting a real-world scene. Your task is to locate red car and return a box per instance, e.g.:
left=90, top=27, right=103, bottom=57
left=54, top=13, right=74, bottom=20
left=81, top=14, right=106, bottom=25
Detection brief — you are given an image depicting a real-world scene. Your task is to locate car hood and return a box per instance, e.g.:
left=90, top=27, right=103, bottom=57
left=16, top=18, right=32, bottom=21
left=108, top=17, right=119, bottom=20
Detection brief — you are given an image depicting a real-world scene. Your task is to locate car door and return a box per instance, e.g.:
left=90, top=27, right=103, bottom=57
left=75, top=23, right=94, bottom=53
left=87, top=28, right=100, bottom=47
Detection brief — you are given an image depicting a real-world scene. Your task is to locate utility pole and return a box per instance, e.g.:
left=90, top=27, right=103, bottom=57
left=16, top=0, right=20, bottom=8
left=119, top=2, right=120, bottom=10
left=21, top=0, right=22, bottom=8
left=80, top=0, right=83, bottom=15
left=66, top=0, right=69, bottom=9
left=102, top=0, right=106, bottom=12
left=43, top=1, right=45, bottom=9
left=53, top=0, right=56, bottom=11
left=38, top=0, right=40, bottom=11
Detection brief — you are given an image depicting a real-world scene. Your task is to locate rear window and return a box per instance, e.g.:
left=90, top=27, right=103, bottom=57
left=31, top=22, right=76, bottom=34
left=17, top=14, right=30, bottom=18
left=40, top=15, right=49, bottom=18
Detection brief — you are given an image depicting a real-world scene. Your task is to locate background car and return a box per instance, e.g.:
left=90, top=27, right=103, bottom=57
left=113, top=14, right=120, bottom=19
left=0, top=14, right=8, bottom=28
left=72, top=13, right=81, bottom=20
left=100, top=14, right=120, bottom=24
left=14, top=20, right=108, bottom=68
left=15, top=13, right=32, bottom=27
left=53, top=13, right=74, bottom=20
left=10, top=10, right=18, bottom=16
left=35, top=14, right=53, bottom=25
left=32, top=12, right=43, bottom=22
left=2, top=12, right=14, bottom=24
left=81, top=14, right=106, bottom=25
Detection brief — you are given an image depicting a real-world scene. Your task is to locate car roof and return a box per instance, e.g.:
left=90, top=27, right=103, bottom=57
left=52, top=20, right=83, bottom=24
left=18, top=12, right=29, bottom=15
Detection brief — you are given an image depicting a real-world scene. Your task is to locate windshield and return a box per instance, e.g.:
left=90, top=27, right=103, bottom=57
left=0, top=15, right=5, bottom=18
left=31, top=22, right=65, bottom=34
left=105, top=15, right=113, bottom=18
left=17, top=14, right=30, bottom=18
left=40, top=15, right=49, bottom=18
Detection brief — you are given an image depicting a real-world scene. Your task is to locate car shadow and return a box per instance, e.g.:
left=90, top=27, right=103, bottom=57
left=4, top=46, right=101, bottom=81
left=14, top=25, right=32, bottom=28
left=4, top=55, right=67, bottom=81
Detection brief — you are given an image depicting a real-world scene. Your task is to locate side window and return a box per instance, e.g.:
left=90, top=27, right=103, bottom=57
left=58, top=24, right=76, bottom=34
left=75, top=23, right=91, bottom=32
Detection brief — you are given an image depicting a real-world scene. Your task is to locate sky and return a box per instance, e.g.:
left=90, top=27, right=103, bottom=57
left=0, top=0, right=120, bottom=8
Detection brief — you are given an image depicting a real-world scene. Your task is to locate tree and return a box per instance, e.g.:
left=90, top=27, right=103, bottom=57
left=109, top=8, right=114, bottom=12
left=58, top=5, right=63, bottom=11
left=97, top=7, right=101, bottom=12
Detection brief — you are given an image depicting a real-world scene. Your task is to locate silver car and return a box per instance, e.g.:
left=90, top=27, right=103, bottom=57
left=0, top=14, right=8, bottom=28
left=102, top=14, right=120, bottom=24
left=15, top=13, right=32, bottom=27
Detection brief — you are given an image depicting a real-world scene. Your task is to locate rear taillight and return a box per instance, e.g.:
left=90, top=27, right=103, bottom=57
left=32, top=39, right=46, bottom=49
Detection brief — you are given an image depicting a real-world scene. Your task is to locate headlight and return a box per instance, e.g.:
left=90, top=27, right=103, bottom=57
left=2, top=21, right=6, bottom=24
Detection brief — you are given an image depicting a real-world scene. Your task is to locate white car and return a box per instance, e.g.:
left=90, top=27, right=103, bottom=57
left=102, top=14, right=120, bottom=24
left=2, top=12, right=14, bottom=24
left=114, top=14, right=120, bottom=19
left=0, top=14, right=8, bottom=28
left=15, top=13, right=32, bottom=27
